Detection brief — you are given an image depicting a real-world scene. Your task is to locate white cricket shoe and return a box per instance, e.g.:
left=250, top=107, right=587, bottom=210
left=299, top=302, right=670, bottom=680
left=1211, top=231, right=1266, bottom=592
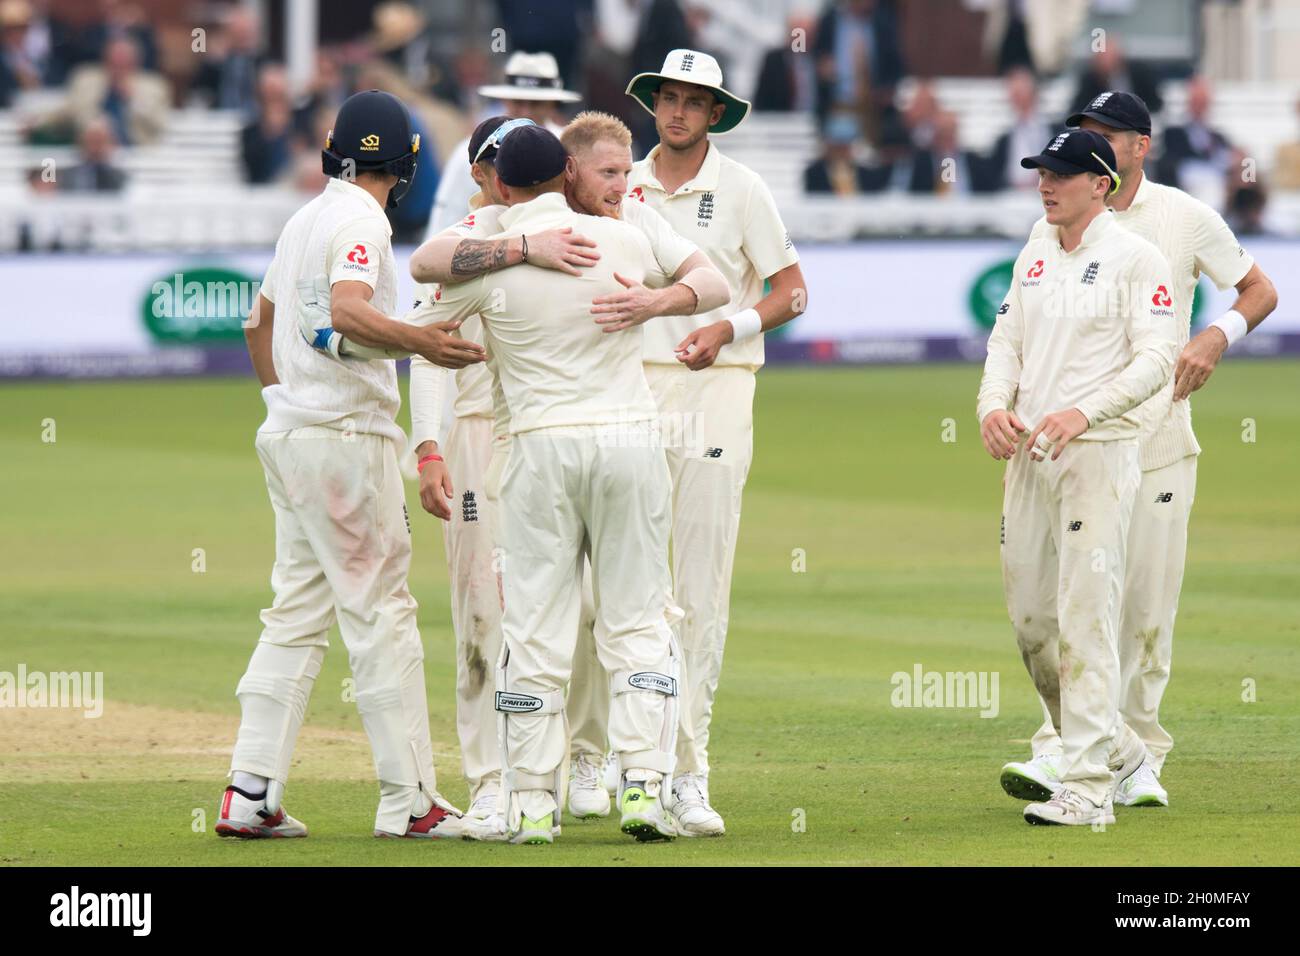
left=1108, top=727, right=1148, bottom=800
left=668, top=773, right=725, bottom=837
left=568, top=753, right=611, bottom=819
left=215, top=785, right=308, bottom=839
left=1116, top=758, right=1168, bottom=807
left=1024, top=787, right=1115, bottom=827
left=461, top=784, right=510, bottom=841
left=1000, top=753, right=1063, bottom=802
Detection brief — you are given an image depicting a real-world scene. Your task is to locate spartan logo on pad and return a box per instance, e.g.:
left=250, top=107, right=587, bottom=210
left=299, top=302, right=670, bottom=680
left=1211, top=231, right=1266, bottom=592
left=346, top=244, right=369, bottom=265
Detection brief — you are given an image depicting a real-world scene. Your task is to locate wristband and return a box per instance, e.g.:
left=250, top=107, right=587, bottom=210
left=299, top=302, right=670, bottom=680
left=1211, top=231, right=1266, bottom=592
left=1210, top=309, right=1248, bottom=348
left=520, top=234, right=528, bottom=263
left=727, top=307, right=763, bottom=342
left=417, top=454, right=444, bottom=473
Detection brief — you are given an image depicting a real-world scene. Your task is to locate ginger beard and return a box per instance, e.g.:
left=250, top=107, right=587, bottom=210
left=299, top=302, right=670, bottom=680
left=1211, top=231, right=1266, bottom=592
left=565, top=140, right=632, bottom=219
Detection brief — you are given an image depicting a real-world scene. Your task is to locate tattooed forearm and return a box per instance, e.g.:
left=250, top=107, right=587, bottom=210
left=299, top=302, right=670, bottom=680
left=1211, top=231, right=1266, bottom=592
left=450, top=239, right=510, bottom=277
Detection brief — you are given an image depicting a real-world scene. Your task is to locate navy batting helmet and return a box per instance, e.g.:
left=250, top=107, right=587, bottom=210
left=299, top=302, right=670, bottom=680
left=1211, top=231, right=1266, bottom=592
left=322, top=90, right=421, bottom=209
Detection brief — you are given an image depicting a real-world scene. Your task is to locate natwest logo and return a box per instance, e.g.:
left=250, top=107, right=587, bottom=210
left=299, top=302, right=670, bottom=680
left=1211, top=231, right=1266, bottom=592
left=1026, top=260, right=1045, bottom=278
left=1151, top=285, right=1172, bottom=307
left=628, top=186, right=646, bottom=203
left=347, top=244, right=369, bottom=265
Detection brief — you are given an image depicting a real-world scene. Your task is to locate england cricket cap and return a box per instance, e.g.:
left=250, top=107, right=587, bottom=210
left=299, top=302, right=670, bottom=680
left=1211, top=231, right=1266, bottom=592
left=494, top=124, right=567, bottom=187
left=1067, top=90, right=1152, bottom=136
left=626, top=49, right=751, bottom=134
left=467, top=115, right=509, bottom=163
left=1020, top=129, right=1122, bottom=195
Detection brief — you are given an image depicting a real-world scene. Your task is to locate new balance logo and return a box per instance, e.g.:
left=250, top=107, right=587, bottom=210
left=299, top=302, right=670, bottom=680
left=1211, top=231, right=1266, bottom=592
left=704, top=447, right=723, bottom=458
left=1067, top=521, right=1083, bottom=531
left=1155, top=492, right=1174, bottom=503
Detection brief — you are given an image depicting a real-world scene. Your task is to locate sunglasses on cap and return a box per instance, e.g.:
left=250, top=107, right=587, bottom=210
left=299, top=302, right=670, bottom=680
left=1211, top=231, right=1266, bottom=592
left=474, top=117, right=538, bottom=163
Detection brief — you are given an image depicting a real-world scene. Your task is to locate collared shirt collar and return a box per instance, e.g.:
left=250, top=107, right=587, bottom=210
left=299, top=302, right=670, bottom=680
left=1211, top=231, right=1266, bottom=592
left=639, top=141, right=721, bottom=195
left=326, top=177, right=392, bottom=234
left=1126, top=170, right=1154, bottom=210
left=498, top=190, right=571, bottom=230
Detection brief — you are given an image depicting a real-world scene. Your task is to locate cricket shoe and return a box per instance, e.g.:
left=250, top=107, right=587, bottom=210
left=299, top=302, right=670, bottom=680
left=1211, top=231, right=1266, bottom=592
left=619, top=771, right=674, bottom=842
left=375, top=796, right=465, bottom=840
left=568, top=753, right=612, bottom=819
left=461, top=785, right=509, bottom=842
left=1116, top=757, right=1168, bottom=807
left=216, top=785, right=308, bottom=839
left=1000, top=753, right=1063, bottom=802
left=1108, top=726, right=1148, bottom=800
left=668, top=773, right=725, bottom=837
left=509, top=814, right=557, bottom=845
left=1023, top=787, right=1115, bottom=827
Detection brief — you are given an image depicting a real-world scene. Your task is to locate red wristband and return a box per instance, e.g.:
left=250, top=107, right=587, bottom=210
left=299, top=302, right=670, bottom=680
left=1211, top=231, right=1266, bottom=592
left=417, top=454, right=443, bottom=473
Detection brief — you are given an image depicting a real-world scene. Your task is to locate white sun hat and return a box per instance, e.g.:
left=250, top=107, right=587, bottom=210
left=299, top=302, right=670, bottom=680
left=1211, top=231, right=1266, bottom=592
left=478, top=51, right=582, bottom=103
left=625, top=49, right=751, bottom=134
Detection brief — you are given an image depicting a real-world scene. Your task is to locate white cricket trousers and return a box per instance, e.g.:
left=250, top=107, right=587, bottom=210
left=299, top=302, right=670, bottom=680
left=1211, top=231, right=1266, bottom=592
left=1031, top=454, right=1196, bottom=772
left=1001, top=439, right=1140, bottom=804
left=497, top=425, right=679, bottom=805
left=231, top=426, right=442, bottom=835
left=447, top=420, right=601, bottom=795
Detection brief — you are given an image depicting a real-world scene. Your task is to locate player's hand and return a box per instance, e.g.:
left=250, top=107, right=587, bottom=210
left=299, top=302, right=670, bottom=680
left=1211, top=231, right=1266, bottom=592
left=591, top=273, right=663, bottom=332
left=674, top=320, right=734, bottom=370
left=980, top=409, right=1027, bottom=460
left=527, top=227, right=599, bottom=276
left=1025, top=408, right=1089, bottom=462
left=411, top=320, right=486, bottom=369
left=1173, top=326, right=1228, bottom=400
left=418, top=459, right=454, bottom=520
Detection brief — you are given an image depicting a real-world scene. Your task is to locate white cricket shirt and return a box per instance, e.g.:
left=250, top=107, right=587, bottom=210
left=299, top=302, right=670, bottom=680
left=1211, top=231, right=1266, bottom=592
left=258, top=177, right=404, bottom=444
left=1032, top=173, right=1255, bottom=470
left=412, top=192, right=670, bottom=435
left=978, top=210, right=1180, bottom=442
left=627, top=142, right=800, bottom=370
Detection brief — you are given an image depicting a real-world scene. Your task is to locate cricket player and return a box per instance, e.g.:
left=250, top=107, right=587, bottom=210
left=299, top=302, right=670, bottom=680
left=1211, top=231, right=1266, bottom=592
left=979, top=129, right=1180, bottom=825
left=411, top=111, right=732, bottom=823
left=416, top=125, right=690, bottom=844
left=622, top=50, right=807, bottom=835
left=217, top=90, right=484, bottom=841
left=999, top=93, right=1278, bottom=808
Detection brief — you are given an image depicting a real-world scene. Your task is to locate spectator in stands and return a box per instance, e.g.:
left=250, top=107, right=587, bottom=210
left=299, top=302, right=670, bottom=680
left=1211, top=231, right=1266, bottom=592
left=804, top=111, right=874, bottom=195
left=292, top=50, right=348, bottom=142
left=1156, top=76, right=1233, bottom=191
left=910, top=111, right=975, bottom=195
left=46, top=0, right=158, bottom=84
left=371, top=1, right=430, bottom=87
left=1070, top=40, right=1163, bottom=120
left=192, top=5, right=264, bottom=114
left=813, top=0, right=907, bottom=131
left=972, top=0, right=1085, bottom=76
left=754, top=12, right=818, bottom=113
left=978, top=66, right=1051, bottom=191
left=0, top=0, right=43, bottom=106
left=240, top=64, right=294, bottom=185
left=1272, top=95, right=1300, bottom=191
left=36, top=34, right=168, bottom=146
left=60, top=115, right=127, bottom=192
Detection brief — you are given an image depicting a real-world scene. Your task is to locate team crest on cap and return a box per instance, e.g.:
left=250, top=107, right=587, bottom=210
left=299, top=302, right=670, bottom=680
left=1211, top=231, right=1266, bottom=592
left=1047, top=132, right=1070, bottom=152
left=1088, top=92, right=1114, bottom=110
left=360, top=134, right=380, bottom=151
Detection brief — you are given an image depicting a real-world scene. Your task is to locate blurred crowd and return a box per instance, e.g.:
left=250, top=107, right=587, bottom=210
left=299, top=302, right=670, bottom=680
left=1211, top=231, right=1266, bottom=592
left=1, top=0, right=1295, bottom=238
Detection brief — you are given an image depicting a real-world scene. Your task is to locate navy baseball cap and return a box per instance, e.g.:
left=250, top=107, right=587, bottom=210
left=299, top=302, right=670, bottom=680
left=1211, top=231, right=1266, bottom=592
left=494, top=124, right=568, bottom=187
left=1067, top=90, right=1152, bottom=136
left=1021, top=129, right=1122, bottom=195
left=467, top=116, right=509, bottom=163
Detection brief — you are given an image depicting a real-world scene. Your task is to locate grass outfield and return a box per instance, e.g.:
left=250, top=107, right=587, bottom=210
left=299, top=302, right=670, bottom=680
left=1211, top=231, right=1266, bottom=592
left=1, top=362, right=1297, bottom=866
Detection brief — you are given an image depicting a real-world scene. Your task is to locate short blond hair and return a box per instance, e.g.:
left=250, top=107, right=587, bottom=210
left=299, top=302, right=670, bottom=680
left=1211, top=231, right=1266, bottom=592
left=561, top=111, right=632, bottom=156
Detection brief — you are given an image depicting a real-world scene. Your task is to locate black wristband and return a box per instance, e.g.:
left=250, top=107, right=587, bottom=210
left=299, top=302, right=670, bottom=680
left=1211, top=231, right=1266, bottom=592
left=521, top=234, right=528, bottom=263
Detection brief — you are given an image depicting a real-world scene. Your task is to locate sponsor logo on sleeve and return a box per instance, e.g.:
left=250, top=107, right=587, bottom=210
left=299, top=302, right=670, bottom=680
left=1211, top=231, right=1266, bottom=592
left=346, top=244, right=370, bottom=266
